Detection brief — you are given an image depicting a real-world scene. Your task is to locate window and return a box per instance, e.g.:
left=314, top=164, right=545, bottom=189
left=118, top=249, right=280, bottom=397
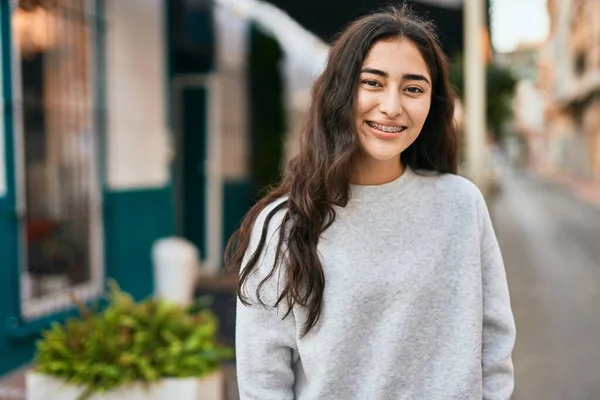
left=11, top=0, right=103, bottom=319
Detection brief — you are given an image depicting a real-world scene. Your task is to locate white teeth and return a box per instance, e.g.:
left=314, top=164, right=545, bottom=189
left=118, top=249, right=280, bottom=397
left=367, top=121, right=405, bottom=133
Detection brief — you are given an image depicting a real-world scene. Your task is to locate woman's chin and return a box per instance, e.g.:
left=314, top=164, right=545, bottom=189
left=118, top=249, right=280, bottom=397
left=362, top=150, right=402, bottom=163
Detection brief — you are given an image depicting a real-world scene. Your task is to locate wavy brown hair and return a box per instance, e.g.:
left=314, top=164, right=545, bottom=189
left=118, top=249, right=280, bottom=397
left=225, top=5, right=458, bottom=336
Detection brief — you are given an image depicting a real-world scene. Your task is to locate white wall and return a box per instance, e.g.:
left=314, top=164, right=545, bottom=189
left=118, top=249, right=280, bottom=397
left=214, top=7, right=250, bottom=180
left=514, top=80, right=546, bottom=131
left=105, top=0, right=170, bottom=189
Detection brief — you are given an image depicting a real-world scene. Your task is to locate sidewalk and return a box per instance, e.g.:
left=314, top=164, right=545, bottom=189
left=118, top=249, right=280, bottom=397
left=0, top=364, right=238, bottom=400
left=536, top=169, right=600, bottom=208
left=0, top=366, right=27, bottom=400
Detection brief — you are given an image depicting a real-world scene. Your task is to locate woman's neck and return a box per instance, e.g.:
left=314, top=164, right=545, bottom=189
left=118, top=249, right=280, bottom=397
left=351, top=156, right=405, bottom=186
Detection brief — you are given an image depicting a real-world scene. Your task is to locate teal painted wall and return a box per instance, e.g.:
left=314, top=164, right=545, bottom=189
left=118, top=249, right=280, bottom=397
left=103, top=187, right=176, bottom=301
left=180, top=88, right=208, bottom=257
left=0, top=215, right=32, bottom=375
left=222, top=179, right=255, bottom=249
left=0, top=0, right=30, bottom=375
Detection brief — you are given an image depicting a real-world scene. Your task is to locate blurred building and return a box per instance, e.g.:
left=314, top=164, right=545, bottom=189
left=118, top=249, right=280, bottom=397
left=0, top=0, right=276, bottom=375
left=496, top=43, right=543, bottom=82
left=519, top=0, right=600, bottom=180
left=497, top=42, right=548, bottom=168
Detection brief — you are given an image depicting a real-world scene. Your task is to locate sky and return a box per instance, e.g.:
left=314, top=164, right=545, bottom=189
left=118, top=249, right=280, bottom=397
left=490, top=0, right=550, bottom=53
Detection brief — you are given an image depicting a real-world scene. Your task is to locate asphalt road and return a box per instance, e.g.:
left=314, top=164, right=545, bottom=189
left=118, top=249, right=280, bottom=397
left=491, top=168, right=600, bottom=400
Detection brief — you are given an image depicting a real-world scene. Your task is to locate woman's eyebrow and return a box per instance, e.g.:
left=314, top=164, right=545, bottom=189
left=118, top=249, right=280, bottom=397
left=360, top=68, right=388, bottom=77
left=403, top=73, right=431, bottom=85
left=360, top=68, right=431, bottom=86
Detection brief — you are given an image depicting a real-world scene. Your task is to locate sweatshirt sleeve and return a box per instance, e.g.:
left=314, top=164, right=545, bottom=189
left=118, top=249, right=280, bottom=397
left=478, top=195, right=517, bottom=400
left=235, top=202, right=298, bottom=400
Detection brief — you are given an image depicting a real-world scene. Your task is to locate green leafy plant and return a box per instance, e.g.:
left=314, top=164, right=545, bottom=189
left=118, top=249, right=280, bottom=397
left=34, top=281, right=233, bottom=399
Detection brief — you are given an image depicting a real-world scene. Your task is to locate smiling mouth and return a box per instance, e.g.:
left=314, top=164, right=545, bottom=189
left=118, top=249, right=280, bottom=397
left=366, top=121, right=407, bottom=133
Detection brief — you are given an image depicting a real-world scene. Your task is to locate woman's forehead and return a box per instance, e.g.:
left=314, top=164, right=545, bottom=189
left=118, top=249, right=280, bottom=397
left=361, top=39, right=431, bottom=80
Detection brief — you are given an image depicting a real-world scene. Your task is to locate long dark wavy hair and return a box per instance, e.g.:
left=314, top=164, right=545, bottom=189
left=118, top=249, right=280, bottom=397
left=226, top=5, right=458, bottom=336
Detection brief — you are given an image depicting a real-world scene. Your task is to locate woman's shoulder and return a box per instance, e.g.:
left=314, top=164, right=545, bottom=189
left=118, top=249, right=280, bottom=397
left=415, top=169, right=485, bottom=205
left=252, top=196, right=289, bottom=236
left=259, top=196, right=289, bottom=217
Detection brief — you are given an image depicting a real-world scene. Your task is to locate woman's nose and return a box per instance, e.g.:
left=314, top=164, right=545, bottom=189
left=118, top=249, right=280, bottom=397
left=378, top=91, right=403, bottom=118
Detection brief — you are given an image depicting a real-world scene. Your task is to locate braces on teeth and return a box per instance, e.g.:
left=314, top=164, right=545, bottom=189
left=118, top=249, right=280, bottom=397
left=369, top=122, right=404, bottom=133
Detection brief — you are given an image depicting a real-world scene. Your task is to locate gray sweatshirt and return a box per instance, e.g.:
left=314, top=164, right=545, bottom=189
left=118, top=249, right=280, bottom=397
left=236, top=167, right=516, bottom=400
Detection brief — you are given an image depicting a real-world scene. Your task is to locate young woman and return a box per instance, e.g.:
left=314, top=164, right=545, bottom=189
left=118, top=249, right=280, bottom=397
left=227, top=6, right=516, bottom=400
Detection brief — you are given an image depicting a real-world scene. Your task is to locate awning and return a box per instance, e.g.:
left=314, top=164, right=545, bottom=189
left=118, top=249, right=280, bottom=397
left=414, top=0, right=462, bottom=8
left=257, top=0, right=465, bottom=55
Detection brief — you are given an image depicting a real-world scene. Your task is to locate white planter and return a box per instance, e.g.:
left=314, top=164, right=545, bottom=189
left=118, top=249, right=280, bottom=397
left=152, top=237, right=200, bottom=307
left=26, top=370, right=223, bottom=400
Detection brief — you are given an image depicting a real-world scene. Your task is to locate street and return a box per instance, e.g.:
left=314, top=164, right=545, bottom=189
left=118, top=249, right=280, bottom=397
left=492, top=168, right=600, bottom=400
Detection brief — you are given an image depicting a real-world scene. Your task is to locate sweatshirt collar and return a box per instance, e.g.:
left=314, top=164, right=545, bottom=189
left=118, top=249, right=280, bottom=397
left=349, top=165, right=417, bottom=203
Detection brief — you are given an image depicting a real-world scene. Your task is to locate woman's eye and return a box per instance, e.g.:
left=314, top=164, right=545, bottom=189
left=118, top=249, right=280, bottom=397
left=363, top=80, right=382, bottom=87
left=405, top=87, right=424, bottom=94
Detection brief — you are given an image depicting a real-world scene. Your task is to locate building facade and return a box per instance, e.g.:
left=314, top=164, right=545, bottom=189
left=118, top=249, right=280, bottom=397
left=0, top=0, right=178, bottom=375
left=531, top=0, right=600, bottom=180
left=0, top=0, right=262, bottom=376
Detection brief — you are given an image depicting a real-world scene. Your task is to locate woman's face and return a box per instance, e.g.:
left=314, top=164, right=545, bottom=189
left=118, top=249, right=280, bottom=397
left=355, top=38, right=432, bottom=165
